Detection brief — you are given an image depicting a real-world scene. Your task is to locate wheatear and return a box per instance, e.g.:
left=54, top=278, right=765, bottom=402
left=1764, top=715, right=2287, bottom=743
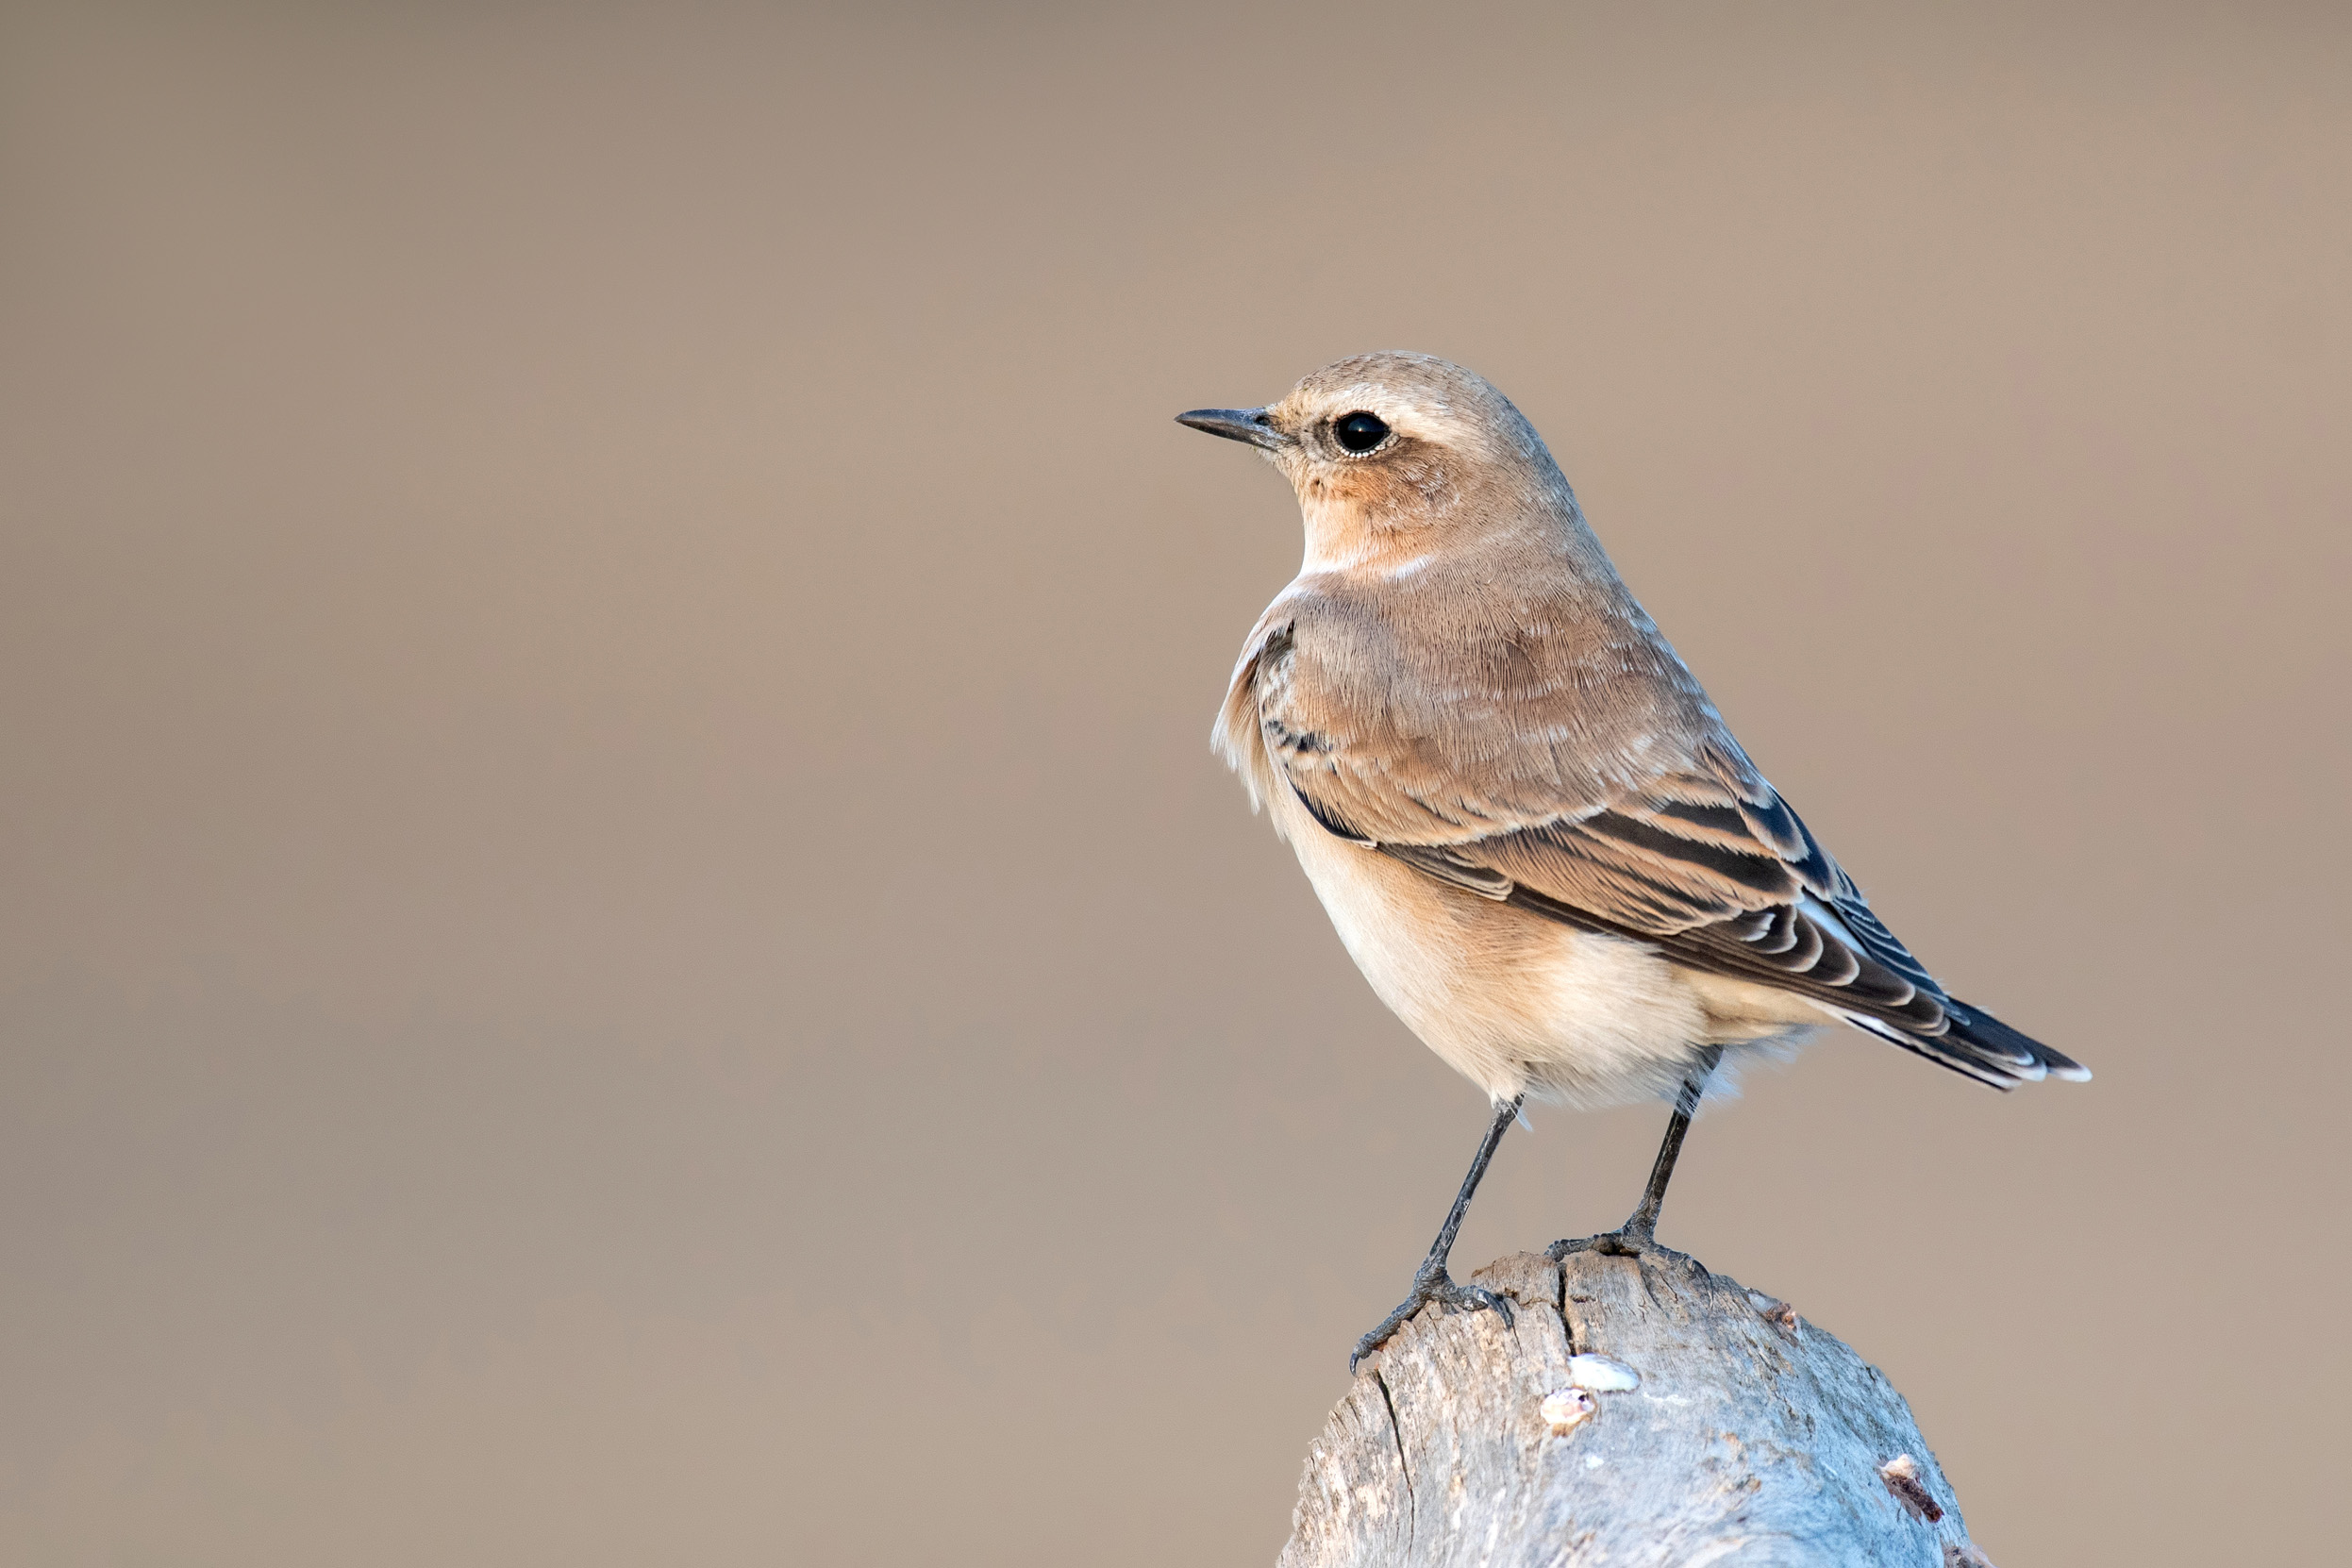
left=1180, top=353, right=2086, bottom=1368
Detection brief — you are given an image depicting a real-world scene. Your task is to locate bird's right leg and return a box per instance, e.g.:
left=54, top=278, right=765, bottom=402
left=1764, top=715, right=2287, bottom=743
left=1349, top=1094, right=1522, bottom=1372
left=1551, top=1045, right=1722, bottom=1260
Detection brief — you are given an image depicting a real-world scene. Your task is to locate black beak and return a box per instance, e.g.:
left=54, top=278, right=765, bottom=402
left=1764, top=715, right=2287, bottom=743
left=1176, top=406, right=1291, bottom=451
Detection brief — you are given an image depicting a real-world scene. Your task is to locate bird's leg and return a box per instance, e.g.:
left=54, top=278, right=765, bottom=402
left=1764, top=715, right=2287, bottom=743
left=1349, top=1094, right=1523, bottom=1372
left=1553, top=1045, right=1723, bottom=1260
left=1619, top=1046, right=1719, bottom=1242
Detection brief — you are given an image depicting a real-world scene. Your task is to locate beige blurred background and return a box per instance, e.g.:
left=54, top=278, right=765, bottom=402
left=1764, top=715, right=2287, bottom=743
left=2, top=4, right=2346, bottom=1563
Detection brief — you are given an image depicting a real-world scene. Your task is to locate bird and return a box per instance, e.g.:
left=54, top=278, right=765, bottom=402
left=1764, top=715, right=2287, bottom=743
left=1177, top=352, right=2087, bottom=1370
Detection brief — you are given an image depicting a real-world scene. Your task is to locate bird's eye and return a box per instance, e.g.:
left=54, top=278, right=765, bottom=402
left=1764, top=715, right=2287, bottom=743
left=1333, top=411, right=1391, bottom=453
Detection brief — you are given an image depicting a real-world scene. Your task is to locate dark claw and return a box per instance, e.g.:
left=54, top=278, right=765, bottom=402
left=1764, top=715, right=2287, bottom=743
left=1349, top=1267, right=1516, bottom=1372
left=1547, top=1225, right=1659, bottom=1261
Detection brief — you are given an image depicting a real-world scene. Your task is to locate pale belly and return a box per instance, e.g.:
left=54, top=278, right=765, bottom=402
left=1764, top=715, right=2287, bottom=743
left=1269, top=785, right=1832, bottom=1108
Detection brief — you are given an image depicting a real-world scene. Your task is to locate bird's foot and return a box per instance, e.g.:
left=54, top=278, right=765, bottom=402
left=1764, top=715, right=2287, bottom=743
left=1349, top=1261, right=1515, bottom=1373
left=1547, top=1218, right=1669, bottom=1261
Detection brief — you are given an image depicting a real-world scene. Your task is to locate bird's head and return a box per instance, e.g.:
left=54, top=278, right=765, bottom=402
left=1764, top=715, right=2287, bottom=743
left=1177, top=352, right=1569, bottom=573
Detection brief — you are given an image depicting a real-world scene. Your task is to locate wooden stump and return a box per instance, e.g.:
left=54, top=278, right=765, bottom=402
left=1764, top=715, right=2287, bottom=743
left=1280, top=1246, right=1997, bottom=1567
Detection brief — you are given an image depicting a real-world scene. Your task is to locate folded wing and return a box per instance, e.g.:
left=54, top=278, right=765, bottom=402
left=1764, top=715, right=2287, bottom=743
left=1245, top=607, right=2085, bottom=1089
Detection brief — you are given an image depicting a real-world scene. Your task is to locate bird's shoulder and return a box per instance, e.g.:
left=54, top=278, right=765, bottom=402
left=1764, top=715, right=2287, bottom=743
left=1219, top=565, right=1726, bottom=837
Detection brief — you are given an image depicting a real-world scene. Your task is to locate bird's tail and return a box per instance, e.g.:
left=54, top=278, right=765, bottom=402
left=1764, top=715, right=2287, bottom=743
left=1841, top=998, right=2091, bottom=1091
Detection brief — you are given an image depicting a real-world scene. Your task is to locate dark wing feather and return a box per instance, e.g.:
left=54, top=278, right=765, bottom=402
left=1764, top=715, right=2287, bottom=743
left=1460, top=763, right=2079, bottom=1086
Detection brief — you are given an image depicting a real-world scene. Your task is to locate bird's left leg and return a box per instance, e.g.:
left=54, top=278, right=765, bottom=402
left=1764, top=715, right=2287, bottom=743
left=1349, top=1094, right=1523, bottom=1372
left=1551, top=1045, right=1723, bottom=1260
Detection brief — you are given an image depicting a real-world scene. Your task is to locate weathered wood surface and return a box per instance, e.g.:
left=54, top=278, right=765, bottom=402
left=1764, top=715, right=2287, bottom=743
left=1281, top=1247, right=1996, bottom=1568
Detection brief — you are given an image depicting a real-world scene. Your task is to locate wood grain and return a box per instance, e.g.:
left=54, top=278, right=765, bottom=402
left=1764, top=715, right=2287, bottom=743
left=1280, top=1248, right=1997, bottom=1567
